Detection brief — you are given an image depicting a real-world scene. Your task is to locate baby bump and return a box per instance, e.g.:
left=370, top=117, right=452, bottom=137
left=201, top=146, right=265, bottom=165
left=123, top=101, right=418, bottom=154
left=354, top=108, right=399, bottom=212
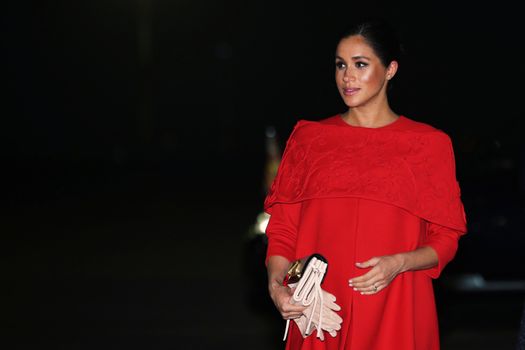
left=354, top=198, right=423, bottom=260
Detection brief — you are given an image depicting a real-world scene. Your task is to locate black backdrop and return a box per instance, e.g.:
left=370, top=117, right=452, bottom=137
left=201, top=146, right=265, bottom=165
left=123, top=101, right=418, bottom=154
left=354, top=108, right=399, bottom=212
left=3, top=1, right=525, bottom=349
left=5, top=1, right=525, bottom=184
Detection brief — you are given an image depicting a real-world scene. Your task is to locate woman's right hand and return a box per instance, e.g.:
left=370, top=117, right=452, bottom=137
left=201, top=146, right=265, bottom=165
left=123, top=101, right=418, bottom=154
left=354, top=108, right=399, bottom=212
left=269, top=284, right=307, bottom=320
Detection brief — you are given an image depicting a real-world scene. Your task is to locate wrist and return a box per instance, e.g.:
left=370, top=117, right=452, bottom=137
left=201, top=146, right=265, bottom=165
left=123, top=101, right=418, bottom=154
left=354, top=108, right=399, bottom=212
left=268, top=278, right=282, bottom=293
left=395, top=252, right=409, bottom=273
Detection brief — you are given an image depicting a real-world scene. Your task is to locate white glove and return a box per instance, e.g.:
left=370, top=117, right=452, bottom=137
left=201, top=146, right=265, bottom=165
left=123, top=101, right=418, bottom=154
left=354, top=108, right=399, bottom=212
left=294, top=315, right=313, bottom=339
left=282, top=255, right=342, bottom=341
left=294, top=289, right=342, bottom=340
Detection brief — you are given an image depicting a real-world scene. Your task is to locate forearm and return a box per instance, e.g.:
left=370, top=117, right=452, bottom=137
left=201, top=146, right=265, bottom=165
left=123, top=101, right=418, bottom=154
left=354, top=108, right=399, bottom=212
left=267, top=255, right=291, bottom=292
left=422, top=223, right=462, bottom=278
left=397, top=246, right=439, bottom=273
left=266, top=255, right=307, bottom=320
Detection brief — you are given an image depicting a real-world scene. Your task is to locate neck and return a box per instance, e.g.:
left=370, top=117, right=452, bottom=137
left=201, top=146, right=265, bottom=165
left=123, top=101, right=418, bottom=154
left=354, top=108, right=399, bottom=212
left=342, top=104, right=398, bottom=128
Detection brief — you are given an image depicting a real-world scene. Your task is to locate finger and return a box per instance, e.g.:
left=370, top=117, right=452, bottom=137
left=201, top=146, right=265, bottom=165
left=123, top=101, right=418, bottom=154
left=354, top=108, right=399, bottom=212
left=350, top=276, right=377, bottom=288
left=283, top=311, right=305, bottom=319
left=353, top=280, right=384, bottom=292
left=311, top=310, right=343, bottom=326
left=317, top=315, right=342, bottom=325
left=321, top=320, right=342, bottom=330
left=311, top=303, right=342, bottom=319
left=350, top=277, right=376, bottom=293
left=309, top=319, right=341, bottom=331
left=350, top=275, right=382, bottom=290
left=359, top=291, right=377, bottom=296
left=282, top=304, right=308, bottom=314
left=348, top=269, right=378, bottom=286
left=283, top=298, right=308, bottom=309
left=318, top=330, right=325, bottom=341
left=283, top=307, right=305, bottom=316
left=324, top=302, right=341, bottom=311
left=319, top=324, right=339, bottom=332
left=359, top=283, right=384, bottom=295
left=323, top=298, right=341, bottom=308
left=329, top=313, right=343, bottom=324
left=310, top=316, right=340, bottom=329
left=349, top=267, right=384, bottom=287
left=324, top=314, right=343, bottom=326
left=355, top=257, right=379, bottom=269
left=322, top=291, right=337, bottom=303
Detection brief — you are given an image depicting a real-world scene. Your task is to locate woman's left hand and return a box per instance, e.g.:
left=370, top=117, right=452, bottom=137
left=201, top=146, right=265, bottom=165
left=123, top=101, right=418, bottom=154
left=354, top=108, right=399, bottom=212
left=348, top=254, right=406, bottom=295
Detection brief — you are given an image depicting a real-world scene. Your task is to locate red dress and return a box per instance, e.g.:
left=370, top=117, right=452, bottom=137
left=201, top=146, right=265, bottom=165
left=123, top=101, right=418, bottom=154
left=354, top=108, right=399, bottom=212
left=264, top=115, right=467, bottom=350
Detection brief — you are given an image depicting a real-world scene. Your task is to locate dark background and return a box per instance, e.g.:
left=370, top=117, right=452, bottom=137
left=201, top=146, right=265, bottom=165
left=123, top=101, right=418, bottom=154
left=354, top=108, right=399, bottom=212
left=3, top=1, right=525, bottom=349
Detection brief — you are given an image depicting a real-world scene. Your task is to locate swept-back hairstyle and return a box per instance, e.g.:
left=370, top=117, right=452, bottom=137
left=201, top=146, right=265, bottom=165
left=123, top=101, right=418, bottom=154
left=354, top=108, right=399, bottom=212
left=337, top=18, right=403, bottom=68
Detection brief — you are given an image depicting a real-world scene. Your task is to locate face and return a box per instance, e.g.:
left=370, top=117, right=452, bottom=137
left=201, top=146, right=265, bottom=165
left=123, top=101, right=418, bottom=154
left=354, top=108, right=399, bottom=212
left=335, top=35, right=397, bottom=109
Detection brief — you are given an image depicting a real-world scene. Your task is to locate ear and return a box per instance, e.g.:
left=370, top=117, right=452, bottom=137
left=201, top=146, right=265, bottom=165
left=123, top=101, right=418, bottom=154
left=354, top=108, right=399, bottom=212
left=385, top=61, right=399, bottom=80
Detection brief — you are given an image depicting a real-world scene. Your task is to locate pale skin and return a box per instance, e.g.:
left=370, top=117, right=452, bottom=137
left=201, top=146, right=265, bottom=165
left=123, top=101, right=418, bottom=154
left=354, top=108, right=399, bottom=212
left=268, top=255, right=307, bottom=320
left=268, top=34, right=440, bottom=320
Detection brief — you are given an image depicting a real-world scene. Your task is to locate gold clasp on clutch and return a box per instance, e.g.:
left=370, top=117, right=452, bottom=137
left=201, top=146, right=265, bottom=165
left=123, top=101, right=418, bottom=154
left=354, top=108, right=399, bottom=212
left=283, top=258, right=305, bottom=286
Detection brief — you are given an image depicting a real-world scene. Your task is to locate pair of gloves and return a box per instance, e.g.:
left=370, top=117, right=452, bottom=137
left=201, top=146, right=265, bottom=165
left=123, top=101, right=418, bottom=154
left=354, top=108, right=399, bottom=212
left=283, top=255, right=343, bottom=341
left=293, top=289, right=343, bottom=340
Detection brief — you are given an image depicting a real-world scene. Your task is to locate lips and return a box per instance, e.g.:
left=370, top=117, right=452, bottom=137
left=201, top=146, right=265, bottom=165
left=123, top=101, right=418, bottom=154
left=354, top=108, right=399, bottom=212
left=343, top=87, right=360, bottom=96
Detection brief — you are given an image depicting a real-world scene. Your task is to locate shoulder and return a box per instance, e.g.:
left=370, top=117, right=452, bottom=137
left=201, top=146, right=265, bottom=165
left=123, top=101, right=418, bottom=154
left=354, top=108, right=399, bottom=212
left=400, top=116, right=453, bottom=144
left=400, top=116, right=440, bottom=132
left=292, top=114, right=341, bottom=127
left=287, top=115, right=338, bottom=141
left=318, top=114, right=342, bottom=125
left=291, top=114, right=341, bottom=128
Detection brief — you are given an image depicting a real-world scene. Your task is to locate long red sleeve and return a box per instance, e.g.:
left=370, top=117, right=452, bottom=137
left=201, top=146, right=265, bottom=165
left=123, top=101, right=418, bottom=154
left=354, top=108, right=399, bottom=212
left=264, top=202, right=301, bottom=265
left=422, top=222, right=464, bottom=278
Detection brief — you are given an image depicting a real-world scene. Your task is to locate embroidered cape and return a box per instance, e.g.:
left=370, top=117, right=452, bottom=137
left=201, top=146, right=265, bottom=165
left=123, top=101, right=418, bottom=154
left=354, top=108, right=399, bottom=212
left=264, top=118, right=467, bottom=232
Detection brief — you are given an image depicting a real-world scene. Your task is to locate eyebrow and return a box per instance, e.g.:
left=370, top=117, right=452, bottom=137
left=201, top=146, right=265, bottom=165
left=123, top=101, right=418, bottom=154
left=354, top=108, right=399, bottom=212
left=335, top=55, right=371, bottom=61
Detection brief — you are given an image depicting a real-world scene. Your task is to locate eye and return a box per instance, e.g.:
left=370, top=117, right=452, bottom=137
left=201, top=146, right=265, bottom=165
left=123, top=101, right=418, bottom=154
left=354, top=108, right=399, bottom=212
left=355, top=61, right=368, bottom=69
left=335, top=61, right=346, bottom=70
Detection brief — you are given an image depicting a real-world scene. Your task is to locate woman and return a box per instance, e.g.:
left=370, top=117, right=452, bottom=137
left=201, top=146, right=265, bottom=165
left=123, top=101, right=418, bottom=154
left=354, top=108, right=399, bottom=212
left=264, top=19, right=467, bottom=350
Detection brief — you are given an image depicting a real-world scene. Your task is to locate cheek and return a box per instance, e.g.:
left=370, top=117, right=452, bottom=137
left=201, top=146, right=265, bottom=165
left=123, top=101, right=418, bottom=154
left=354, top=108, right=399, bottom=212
left=359, top=71, right=374, bottom=82
left=360, top=70, right=383, bottom=85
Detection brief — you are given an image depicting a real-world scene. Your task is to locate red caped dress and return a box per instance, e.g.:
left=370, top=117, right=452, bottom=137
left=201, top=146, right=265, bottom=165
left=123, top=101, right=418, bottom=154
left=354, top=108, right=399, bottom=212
left=264, top=115, right=467, bottom=350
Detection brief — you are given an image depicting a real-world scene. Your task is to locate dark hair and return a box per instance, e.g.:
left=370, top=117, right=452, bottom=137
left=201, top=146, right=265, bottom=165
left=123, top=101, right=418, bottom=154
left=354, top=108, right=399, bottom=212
left=337, top=18, right=403, bottom=68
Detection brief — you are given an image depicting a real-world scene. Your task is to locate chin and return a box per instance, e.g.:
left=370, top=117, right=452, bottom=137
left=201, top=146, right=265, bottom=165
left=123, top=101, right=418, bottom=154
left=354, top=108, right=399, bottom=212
left=342, top=97, right=361, bottom=108
left=338, top=93, right=355, bottom=106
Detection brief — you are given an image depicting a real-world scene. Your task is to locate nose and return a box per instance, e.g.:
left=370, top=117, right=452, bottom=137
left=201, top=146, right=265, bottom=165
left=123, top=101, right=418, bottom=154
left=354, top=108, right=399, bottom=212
left=343, top=69, right=354, bottom=83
